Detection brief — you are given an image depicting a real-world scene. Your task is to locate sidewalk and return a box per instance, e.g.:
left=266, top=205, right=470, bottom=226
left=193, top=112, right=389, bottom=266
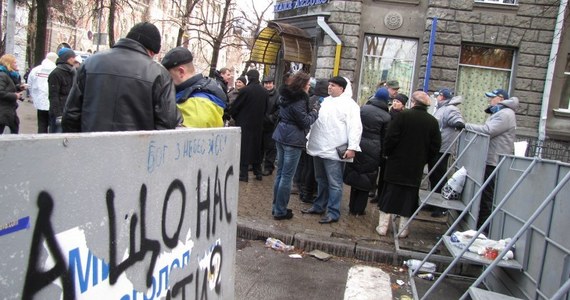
left=16, top=100, right=448, bottom=264
left=237, top=171, right=449, bottom=265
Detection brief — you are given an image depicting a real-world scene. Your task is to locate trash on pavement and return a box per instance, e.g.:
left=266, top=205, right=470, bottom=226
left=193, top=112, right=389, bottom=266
left=396, top=279, right=405, bottom=286
left=265, top=237, right=294, bottom=252
left=403, top=259, right=437, bottom=273
left=308, top=249, right=332, bottom=261
left=288, top=253, right=303, bottom=259
left=417, top=273, right=435, bottom=281
left=450, top=230, right=514, bottom=260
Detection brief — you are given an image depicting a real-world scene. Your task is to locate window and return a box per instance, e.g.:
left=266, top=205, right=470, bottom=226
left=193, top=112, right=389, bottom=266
left=457, top=45, right=515, bottom=124
left=357, top=35, right=418, bottom=106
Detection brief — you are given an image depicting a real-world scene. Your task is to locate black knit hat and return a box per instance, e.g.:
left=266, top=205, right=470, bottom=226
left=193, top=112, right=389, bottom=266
left=394, top=93, right=408, bottom=106
left=236, top=76, right=247, bottom=85
left=328, top=76, right=347, bottom=90
left=126, top=22, right=162, bottom=53
left=161, top=47, right=193, bottom=69
left=246, top=69, right=260, bottom=81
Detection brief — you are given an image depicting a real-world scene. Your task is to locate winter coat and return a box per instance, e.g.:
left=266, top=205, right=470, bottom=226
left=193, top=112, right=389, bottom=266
left=465, top=97, right=518, bottom=166
left=48, top=60, right=75, bottom=118
left=229, top=79, right=268, bottom=164
left=344, top=98, right=391, bottom=191
left=62, top=38, right=179, bottom=132
left=0, top=70, right=19, bottom=130
left=175, top=73, right=227, bottom=128
left=263, top=87, right=280, bottom=132
left=28, top=58, right=56, bottom=111
left=306, top=79, right=363, bottom=162
left=434, top=96, right=465, bottom=153
left=383, top=105, right=441, bottom=188
left=227, top=88, right=239, bottom=104
left=272, top=85, right=318, bottom=148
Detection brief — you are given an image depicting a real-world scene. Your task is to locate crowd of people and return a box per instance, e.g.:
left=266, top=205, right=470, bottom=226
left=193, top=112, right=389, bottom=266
left=0, top=22, right=519, bottom=237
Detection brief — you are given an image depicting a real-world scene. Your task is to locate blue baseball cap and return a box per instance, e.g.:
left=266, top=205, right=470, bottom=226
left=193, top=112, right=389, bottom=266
left=434, top=88, right=453, bottom=99
left=485, top=89, right=509, bottom=99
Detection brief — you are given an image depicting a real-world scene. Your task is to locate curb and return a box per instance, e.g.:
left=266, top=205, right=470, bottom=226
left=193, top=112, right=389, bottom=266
left=237, top=219, right=397, bottom=264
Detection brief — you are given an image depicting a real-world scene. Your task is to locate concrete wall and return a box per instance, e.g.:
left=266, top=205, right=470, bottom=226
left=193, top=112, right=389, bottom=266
left=0, top=129, right=240, bottom=299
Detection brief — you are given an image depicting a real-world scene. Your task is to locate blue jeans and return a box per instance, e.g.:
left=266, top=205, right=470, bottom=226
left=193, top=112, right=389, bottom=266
left=311, top=156, right=345, bottom=220
left=272, top=142, right=303, bottom=217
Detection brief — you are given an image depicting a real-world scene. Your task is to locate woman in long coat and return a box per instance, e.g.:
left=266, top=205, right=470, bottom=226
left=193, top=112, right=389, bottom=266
left=377, top=91, right=441, bottom=238
left=343, top=87, right=391, bottom=215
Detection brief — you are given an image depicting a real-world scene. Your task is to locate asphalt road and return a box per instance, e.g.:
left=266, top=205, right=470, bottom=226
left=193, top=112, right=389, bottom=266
left=235, top=238, right=474, bottom=299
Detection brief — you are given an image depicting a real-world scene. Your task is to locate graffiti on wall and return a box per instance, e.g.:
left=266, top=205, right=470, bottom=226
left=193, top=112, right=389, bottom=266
left=0, top=129, right=240, bottom=299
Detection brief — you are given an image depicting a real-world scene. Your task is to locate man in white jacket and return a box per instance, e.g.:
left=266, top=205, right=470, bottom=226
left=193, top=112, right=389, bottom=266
left=28, top=52, right=57, bottom=133
left=302, top=76, right=362, bottom=224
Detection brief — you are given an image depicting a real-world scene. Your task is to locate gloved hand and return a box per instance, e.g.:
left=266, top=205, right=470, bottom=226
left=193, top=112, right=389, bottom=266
left=312, top=101, right=321, bottom=112
left=453, top=122, right=465, bottom=130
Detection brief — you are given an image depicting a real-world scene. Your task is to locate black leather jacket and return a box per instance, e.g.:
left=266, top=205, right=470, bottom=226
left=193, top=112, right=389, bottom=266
left=62, top=38, right=179, bottom=132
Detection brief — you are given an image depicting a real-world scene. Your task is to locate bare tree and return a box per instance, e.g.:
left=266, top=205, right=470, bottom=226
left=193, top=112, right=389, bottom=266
left=235, top=0, right=272, bottom=53
left=166, top=0, right=201, bottom=47
left=186, top=0, right=252, bottom=76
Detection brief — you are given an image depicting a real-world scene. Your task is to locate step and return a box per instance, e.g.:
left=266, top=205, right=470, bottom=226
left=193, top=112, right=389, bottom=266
left=442, top=236, right=523, bottom=270
left=469, top=287, right=522, bottom=300
left=419, top=189, right=467, bottom=211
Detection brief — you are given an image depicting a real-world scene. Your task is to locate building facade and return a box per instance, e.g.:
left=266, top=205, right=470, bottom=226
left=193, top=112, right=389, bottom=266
left=2, top=0, right=246, bottom=81
left=267, top=0, right=569, bottom=161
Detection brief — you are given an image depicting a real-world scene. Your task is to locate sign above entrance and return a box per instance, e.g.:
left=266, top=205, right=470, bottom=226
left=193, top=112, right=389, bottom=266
left=274, top=0, right=329, bottom=13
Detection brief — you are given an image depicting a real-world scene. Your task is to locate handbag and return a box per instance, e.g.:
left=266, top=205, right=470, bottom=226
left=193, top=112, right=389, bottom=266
left=336, top=144, right=348, bottom=159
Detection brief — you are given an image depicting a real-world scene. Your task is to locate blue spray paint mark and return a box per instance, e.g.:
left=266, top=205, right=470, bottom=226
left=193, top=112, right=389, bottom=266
left=0, top=216, right=30, bottom=237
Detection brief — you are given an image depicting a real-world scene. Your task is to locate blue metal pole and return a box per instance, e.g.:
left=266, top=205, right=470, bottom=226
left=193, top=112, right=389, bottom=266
left=423, top=17, right=438, bottom=92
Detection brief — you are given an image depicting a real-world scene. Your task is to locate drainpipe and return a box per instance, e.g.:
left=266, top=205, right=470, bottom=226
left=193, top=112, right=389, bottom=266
left=423, top=17, right=438, bottom=92
left=317, top=16, right=342, bottom=76
left=538, top=0, right=567, bottom=157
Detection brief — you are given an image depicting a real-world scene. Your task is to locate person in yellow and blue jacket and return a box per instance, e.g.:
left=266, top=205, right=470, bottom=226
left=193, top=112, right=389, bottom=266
left=161, top=47, right=227, bottom=128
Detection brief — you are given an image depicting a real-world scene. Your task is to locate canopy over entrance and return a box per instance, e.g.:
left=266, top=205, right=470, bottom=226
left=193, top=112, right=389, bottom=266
left=249, top=21, right=313, bottom=65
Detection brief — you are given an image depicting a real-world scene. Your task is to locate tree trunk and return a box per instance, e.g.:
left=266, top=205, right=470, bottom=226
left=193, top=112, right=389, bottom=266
left=34, top=0, right=49, bottom=66
left=208, top=0, right=231, bottom=77
left=177, top=0, right=199, bottom=47
left=107, top=0, right=116, bottom=47
left=26, top=0, right=37, bottom=68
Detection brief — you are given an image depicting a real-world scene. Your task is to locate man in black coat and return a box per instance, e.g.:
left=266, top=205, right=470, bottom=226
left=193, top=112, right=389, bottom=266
left=261, top=76, right=280, bottom=176
left=229, top=69, right=268, bottom=182
left=48, top=48, right=77, bottom=133
left=62, top=22, right=179, bottom=132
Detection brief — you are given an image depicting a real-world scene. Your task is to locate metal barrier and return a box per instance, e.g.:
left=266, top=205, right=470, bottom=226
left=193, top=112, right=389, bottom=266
left=407, top=156, right=570, bottom=300
left=484, top=156, right=570, bottom=299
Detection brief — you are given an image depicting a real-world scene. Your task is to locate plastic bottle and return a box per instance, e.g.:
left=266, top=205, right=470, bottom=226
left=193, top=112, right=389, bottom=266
left=265, top=237, right=294, bottom=252
left=403, top=259, right=437, bottom=273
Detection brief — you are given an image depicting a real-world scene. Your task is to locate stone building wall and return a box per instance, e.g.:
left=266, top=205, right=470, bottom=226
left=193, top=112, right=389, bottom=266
left=420, top=0, right=559, bottom=135
left=307, top=0, right=363, bottom=81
